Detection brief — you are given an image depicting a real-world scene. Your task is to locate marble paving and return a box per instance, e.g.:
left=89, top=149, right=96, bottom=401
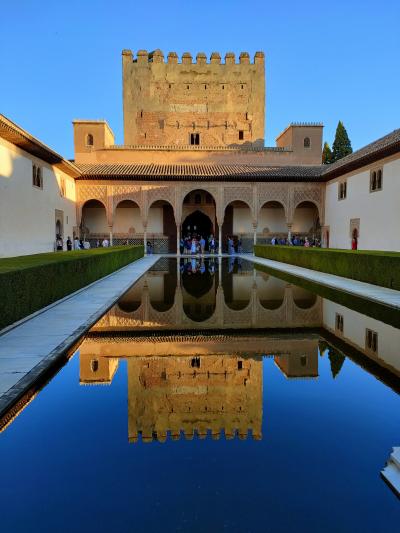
left=0, top=255, right=158, bottom=413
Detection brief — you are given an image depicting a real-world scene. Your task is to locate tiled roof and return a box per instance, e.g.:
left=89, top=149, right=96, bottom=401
left=0, top=114, right=80, bottom=178
left=322, top=128, right=400, bottom=179
left=77, top=163, right=324, bottom=181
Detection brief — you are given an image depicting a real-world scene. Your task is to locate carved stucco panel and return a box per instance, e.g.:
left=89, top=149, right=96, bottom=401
left=257, top=183, right=290, bottom=219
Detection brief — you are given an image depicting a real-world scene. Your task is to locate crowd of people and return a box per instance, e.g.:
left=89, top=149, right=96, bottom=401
left=180, top=234, right=217, bottom=254
left=55, top=235, right=110, bottom=252
left=270, top=235, right=321, bottom=247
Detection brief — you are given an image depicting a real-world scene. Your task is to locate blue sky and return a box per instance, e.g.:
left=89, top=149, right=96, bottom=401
left=1, top=0, right=399, bottom=159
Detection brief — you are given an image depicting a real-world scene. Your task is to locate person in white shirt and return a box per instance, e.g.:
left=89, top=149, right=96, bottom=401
left=102, top=238, right=109, bottom=247
left=74, top=237, right=80, bottom=250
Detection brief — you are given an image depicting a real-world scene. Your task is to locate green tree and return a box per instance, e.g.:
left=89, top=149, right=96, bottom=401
left=332, top=121, right=353, bottom=162
left=328, top=348, right=346, bottom=378
left=322, top=141, right=333, bottom=164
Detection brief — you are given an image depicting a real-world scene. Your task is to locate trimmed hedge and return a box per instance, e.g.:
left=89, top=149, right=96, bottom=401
left=0, top=246, right=144, bottom=330
left=253, top=262, right=400, bottom=329
left=254, top=245, right=400, bottom=290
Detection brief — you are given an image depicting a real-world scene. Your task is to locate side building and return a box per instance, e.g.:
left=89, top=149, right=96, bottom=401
left=0, top=115, right=79, bottom=257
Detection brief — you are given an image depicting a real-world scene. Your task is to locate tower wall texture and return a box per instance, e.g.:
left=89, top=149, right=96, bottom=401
left=122, top=50, right=265, bottom=148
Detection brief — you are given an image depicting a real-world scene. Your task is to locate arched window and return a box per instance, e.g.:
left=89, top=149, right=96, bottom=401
left=304, top=137, right=311, bottom=148
left=86, top=133, right=94, bottom=147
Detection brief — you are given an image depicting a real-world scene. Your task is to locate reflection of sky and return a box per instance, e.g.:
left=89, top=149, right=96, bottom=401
left=0, top=352, right=399, bottom=531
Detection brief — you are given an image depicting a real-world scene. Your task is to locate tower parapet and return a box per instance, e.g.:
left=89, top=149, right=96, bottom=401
left=121, top=49, right=264, bottom=65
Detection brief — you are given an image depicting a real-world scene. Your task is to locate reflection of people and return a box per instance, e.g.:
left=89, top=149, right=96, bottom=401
left=147, top=241, right=153, bottom=254
left=209, top=235, right=215, bottom=254
left=200, top=236, right=206, bottom=254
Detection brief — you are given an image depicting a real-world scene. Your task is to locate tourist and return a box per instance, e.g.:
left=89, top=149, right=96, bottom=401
left=83, top=240, right=91, bottom=249
left=102, top=238, right=109, bottom=247
left=191, top=237, right=198, bottom=255
left=56, top=235, right=63, bottom=251
left=96, top=239, right=100, bottom=248
left=200, top=236, right=206, bottom=254
left=147, top=241, right=153, bottom=254
left=304, top=237, right=310, bottom=248
left=73, top=237, right=80, bottom=250
left=209, top=234, right=215, bottom=254
left=351, top=237, right=358, bottom=250
left=66, top=236, right=72, bottom=251
left=271, top=237, right=276, bottom=245
left=79, top=239, right=84, bottom=249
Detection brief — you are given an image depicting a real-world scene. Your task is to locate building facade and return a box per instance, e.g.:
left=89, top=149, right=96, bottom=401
left=0, top=48, right=399, bottom=258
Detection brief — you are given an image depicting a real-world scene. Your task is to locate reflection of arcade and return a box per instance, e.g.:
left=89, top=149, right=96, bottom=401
left=93, top=258, right=322, bottom=331
left=78, top=335, right=322, bottom=443
left=181, top=257, right=218, bottom=321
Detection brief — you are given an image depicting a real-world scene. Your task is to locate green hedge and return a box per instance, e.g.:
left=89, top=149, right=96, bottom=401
left=254, top=245, right=400, bottom=290
left=0, top=246, right=144, bottom=330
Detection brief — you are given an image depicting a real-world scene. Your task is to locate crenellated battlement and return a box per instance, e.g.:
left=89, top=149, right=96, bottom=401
left=122, top=49, right=264, bottom=65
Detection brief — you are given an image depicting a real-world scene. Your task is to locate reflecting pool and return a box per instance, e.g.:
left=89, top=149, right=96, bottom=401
left=0, top=258, right=399, bottom=532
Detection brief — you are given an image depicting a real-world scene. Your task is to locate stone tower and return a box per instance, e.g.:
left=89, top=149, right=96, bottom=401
left=122, top=49, right=265, bottom=148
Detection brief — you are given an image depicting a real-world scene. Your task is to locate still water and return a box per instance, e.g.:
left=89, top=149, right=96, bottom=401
left=0, top=258, right=399, bottom=532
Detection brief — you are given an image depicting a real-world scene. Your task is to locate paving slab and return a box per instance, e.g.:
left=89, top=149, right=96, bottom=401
left=0, top=254, right=159, bottom=415
left=242, top=254, right=400, bottom=309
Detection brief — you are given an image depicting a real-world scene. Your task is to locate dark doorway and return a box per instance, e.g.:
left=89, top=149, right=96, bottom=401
left=182, top=211, right=213, bottom=240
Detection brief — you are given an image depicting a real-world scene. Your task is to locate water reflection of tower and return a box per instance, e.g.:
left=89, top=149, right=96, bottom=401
left=127, top=355, right=263, bottom=443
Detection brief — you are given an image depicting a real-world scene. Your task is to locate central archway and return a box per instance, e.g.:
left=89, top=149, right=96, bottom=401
left=182, top=210, right=213, bottom=240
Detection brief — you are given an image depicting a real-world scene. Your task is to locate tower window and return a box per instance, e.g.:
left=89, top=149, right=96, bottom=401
left=86, top=133, right=94, bottom=147
left=222, top=85, right=225, bottom=90
left=239, top=130, right=244, bottom=140
left=238, top=361, right=243, bottom=370
left=190, top=133, right=200, bottom=145
left=304, top=137, right=311, bottom=148
left=91, top=360, right=99, bottom=372
left=204, top=84, right=207, bottom=90
left=140, top=110, right=143, bottom=118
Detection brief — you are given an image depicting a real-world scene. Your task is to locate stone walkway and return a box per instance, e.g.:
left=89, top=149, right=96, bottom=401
left=243, top=254, right=400, bottom=309
left=0, top=254, right=158, bottom=415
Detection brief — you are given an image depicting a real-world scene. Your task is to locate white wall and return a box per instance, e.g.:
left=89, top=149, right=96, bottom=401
left=233, top=206, right=252, bottom=233
left=257, top=206, right=287, bottom=233
left=82, top=206, right=108, bottom=234
left=323, top=299, right=400, bottom=373
left=147, top=207, right=163, bottom=234
left=114, top=205, right=143, bottom=234
left=325, top=157, right=400, bottom=250
left=0, top=138, right=76, bottom=257
left=292, top=207, right=317, bottom=234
